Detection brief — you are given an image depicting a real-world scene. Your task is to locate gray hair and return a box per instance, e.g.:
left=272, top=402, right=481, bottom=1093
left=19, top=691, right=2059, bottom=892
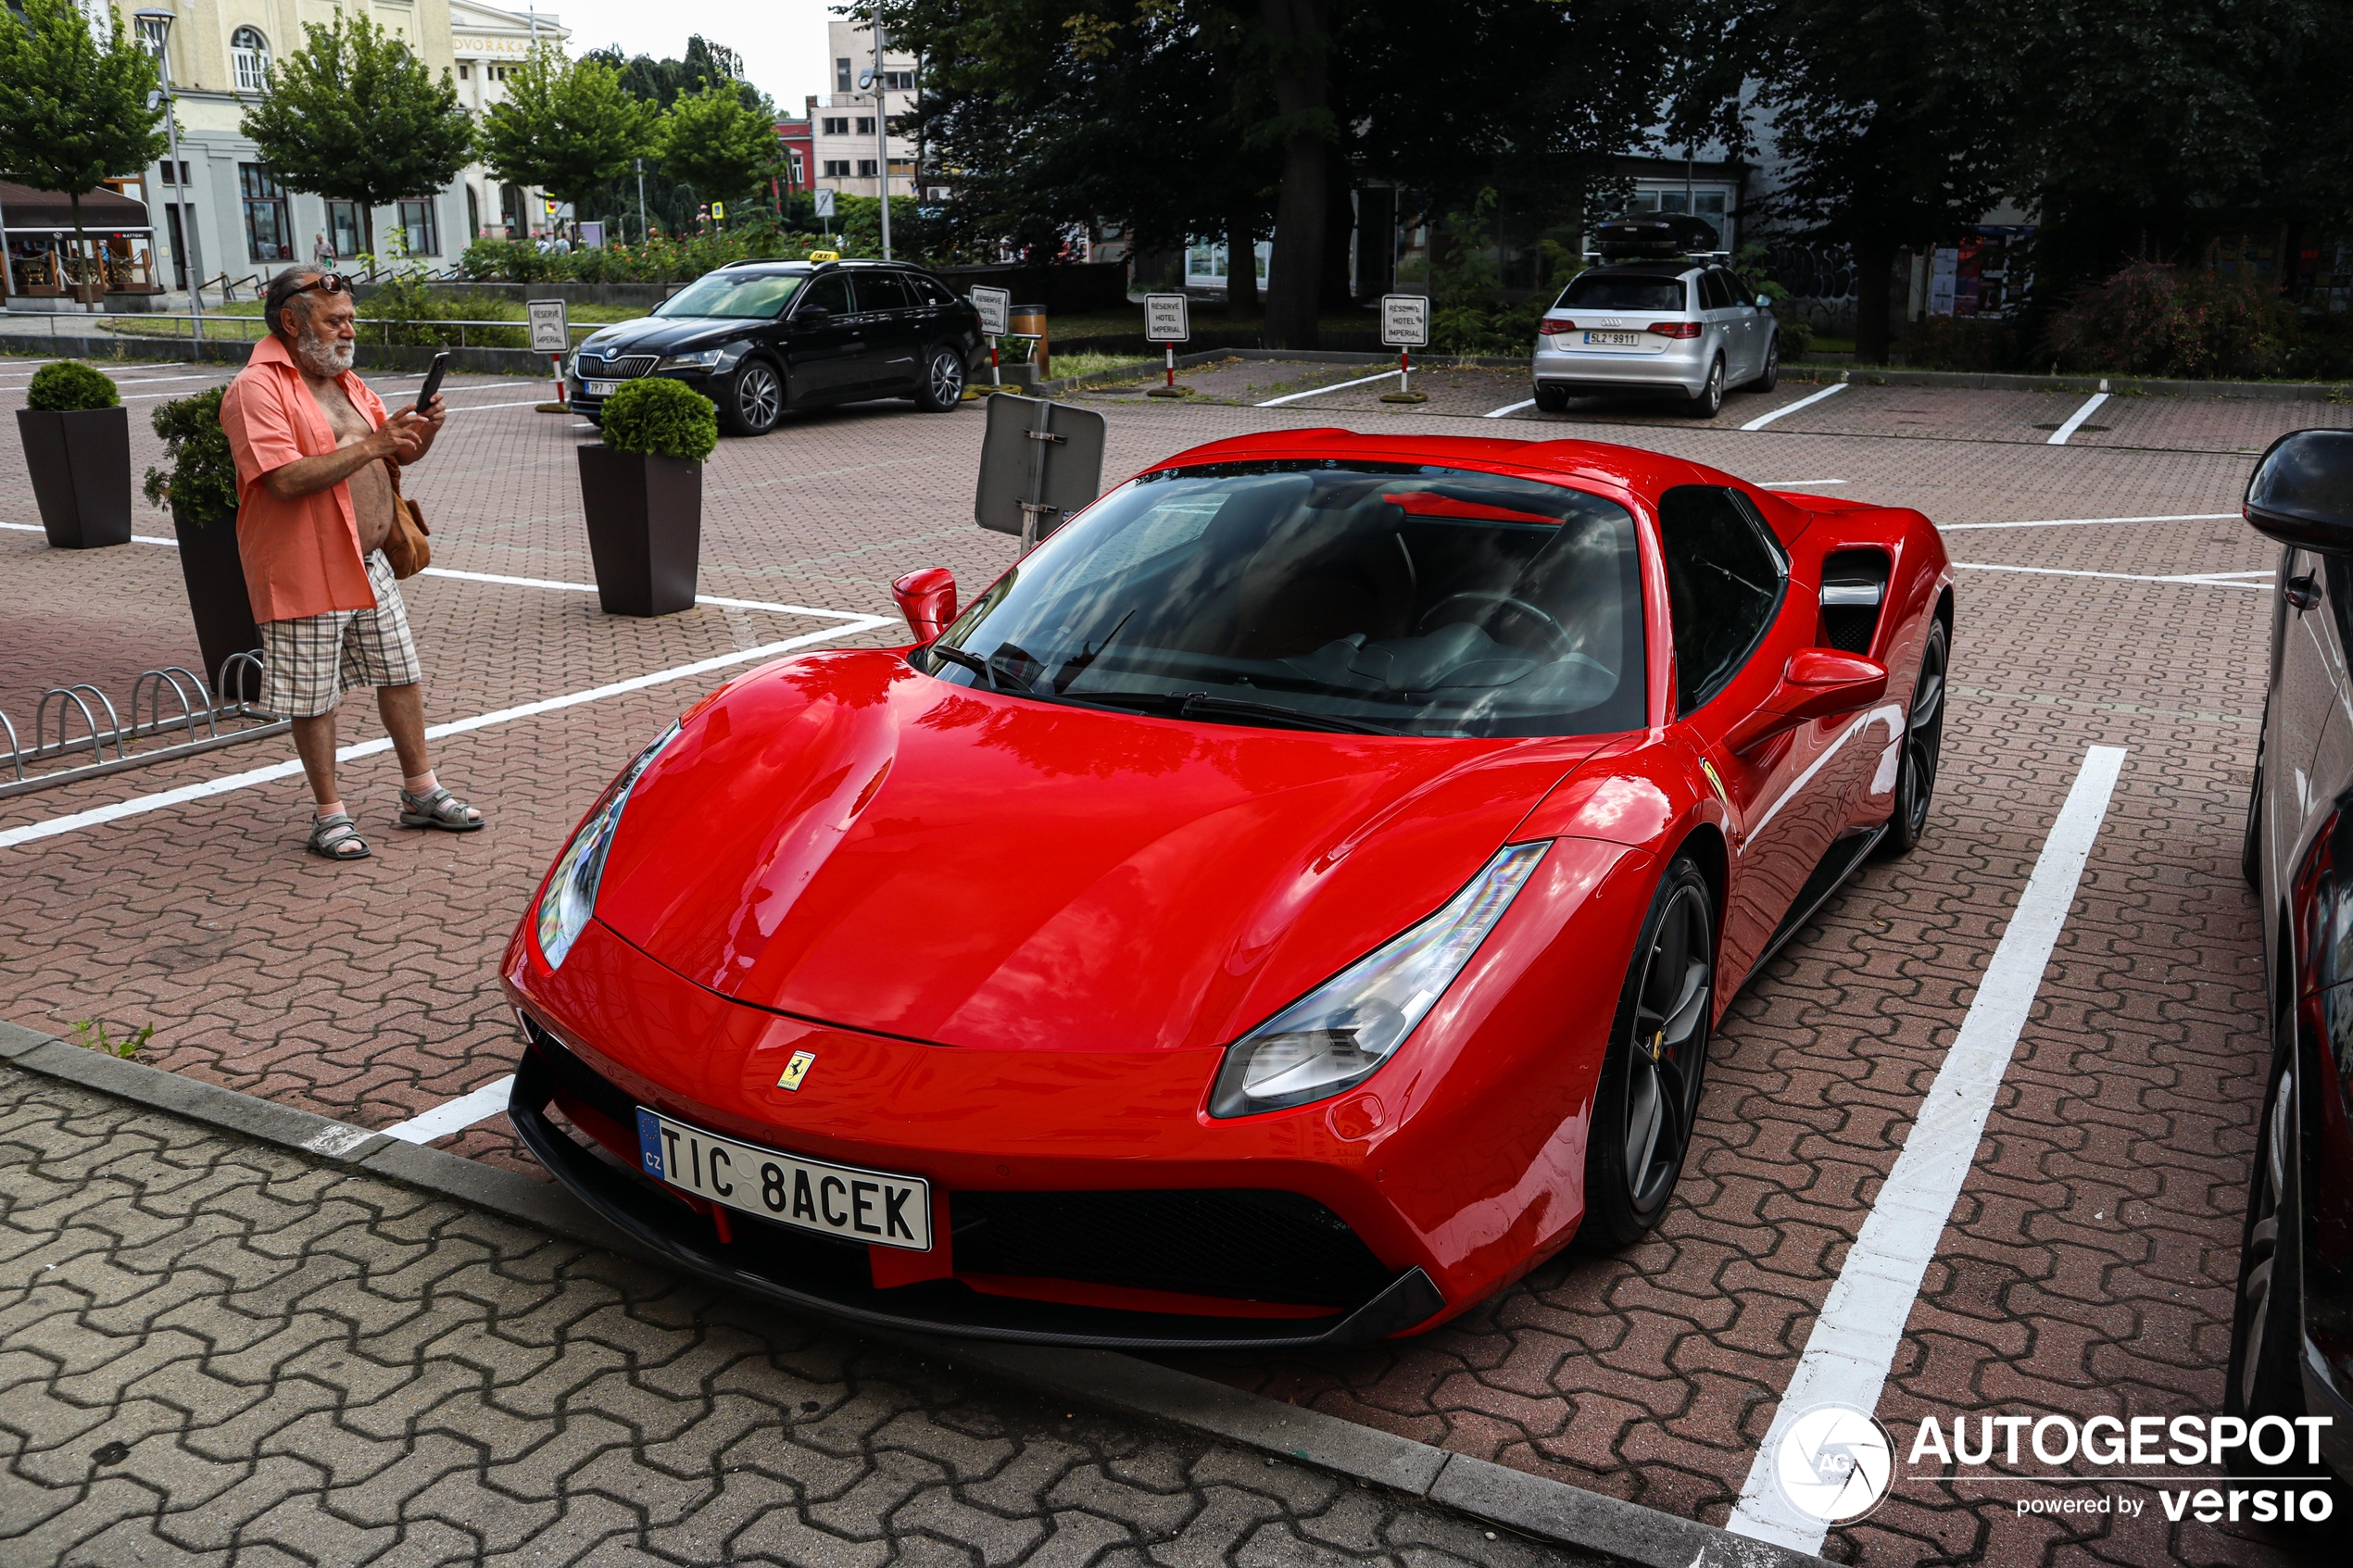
left=263, top=266, right=326, bottom=342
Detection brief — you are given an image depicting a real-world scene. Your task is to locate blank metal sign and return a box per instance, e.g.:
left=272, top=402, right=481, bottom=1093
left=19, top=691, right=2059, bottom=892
left=975, top=394, right=1106, bottom=543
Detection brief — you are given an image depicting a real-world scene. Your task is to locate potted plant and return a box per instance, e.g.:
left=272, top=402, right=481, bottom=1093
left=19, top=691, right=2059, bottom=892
left=143, top=387, right=262, bottom=702
left=19, top=360, right=131, bottom=549
left=579, top=377, right=717, bottom=617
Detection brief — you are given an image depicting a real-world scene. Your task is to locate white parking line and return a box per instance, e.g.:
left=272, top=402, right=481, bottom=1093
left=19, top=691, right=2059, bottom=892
left=381, top=1075, right=518, bottom=1143
left=1942, top=511, right=2238, bottom=532
left=0, top=615, right=894, bottom=852
left=1255, top=369, right=1409, bottom=408
left=1738, top=381, right=1847, bottom=432
left=1482, top=398, right=1536, bottom=419
left=1727, top=745, right=2127, bottom=1553
left=1955, top=560, right=2272, bottom=590
left=2045, top=390, right=2109, bottom=445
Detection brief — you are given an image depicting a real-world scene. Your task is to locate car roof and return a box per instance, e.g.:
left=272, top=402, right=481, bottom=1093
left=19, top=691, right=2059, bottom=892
left=1574, top=264, right=1700, bottom=280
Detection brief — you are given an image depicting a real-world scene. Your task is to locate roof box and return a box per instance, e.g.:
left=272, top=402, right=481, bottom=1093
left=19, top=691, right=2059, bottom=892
left=1592, top=213, right=1720, bottom=260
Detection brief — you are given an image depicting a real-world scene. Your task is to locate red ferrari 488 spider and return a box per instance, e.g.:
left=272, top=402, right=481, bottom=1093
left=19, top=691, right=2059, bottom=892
left=503, top=429, right=1952, bottom=1348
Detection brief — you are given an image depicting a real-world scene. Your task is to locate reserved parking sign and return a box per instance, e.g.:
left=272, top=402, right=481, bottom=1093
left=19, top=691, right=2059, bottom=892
left=1380, top=294, right=1429, bottom=348
left=1144, top=294, right=1190, bottom=344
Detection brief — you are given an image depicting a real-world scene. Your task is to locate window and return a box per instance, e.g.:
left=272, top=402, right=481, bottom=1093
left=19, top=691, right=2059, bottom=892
left=157, top=159, right=190, bottom=186
left=325, top=200, right=361, bottom=259
left=458, top=63, right=470, bottom=81
left=397, top=198, right=439, bottom=257
left=909, top=273, right=955, bottom=307
left=854, top=271, right=911, bottom=312
left=1698, top=270, right=1734, bottom=311
left=653, top=270, right=806, bottom=320
left=856, top=159, right=877, bottom=178
left=1657, top=486, right=1787, bottom=715
left=1558, top=272, right=1685, bottom=312
left=466, top=185, right=480, bottom=239
left=238, top=165, right=292, bottom=261
left=821, top=117, right=849, bottom=135
left=822, top=159, right=851, bottom=179
left=854, top=117, right=875, bottom=135
left=799, top=273, right=851, bottom=316
left=880, top=69, right=915, bottom=91
left=836, top=56, right=852, bottom=92
left=231, top=27, right=269, bottom=93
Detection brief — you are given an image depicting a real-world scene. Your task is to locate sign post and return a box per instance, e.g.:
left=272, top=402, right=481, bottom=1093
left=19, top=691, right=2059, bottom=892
left=970, top=285, right=1012, bottom=389
left=1378, top=294, right=1429, bottom=404
left=975, top=395, right=1107, bottom=556
left=1143, top=293, right=1190, bottom=397
left=813, top=187, right=835, bottom=243
left=528, top=298, right=570, bottom=413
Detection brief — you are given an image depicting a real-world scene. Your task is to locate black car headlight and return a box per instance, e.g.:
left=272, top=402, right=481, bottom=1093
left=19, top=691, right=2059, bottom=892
left=534, top=722, right=681, bottom=970
left=655, top=345, right=741, bottom=372
left=1208, top=842, right=1551, bottom=1117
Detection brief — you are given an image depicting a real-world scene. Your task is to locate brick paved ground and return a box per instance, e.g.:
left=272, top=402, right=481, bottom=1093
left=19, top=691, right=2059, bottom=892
left=2, top=348, right=2343, bottom=1566
left=0, top=1063, right=1578, bottom=1567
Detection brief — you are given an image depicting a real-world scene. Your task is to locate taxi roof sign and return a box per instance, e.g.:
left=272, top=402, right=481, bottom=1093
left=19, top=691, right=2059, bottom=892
left=808, top=249, right=841, bottom=262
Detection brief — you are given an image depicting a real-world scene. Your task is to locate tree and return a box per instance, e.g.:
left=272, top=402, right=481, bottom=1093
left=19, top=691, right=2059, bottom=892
left=653, top=83, right=784, bottom=217
left=0, top=0, right=169, bottom=303
left=480, top=43, right=656, bottom=213
left=240, top=13, right=473, bottom=256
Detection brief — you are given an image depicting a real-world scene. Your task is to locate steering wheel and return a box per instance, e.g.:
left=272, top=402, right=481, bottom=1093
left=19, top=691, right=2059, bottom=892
left=1415, top=592, right=1576, bottom=658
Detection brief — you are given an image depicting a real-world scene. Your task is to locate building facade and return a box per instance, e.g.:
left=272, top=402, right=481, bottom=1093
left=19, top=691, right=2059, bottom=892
left=809, top=18, right=915, bottom=202
left=132, top=0, right=563, bottom=295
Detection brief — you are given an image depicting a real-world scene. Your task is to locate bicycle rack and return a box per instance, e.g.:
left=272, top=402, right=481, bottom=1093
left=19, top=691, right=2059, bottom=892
left=0, top=656, right=290, bottom=802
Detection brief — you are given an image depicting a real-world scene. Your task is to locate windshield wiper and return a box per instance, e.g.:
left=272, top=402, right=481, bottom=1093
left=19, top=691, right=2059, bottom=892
left=926, top=642, right=1039, bottom=694
left=1072, top=690, right=1400, bottom=736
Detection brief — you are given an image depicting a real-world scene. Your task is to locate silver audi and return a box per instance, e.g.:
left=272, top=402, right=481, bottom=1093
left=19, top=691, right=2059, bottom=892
left=1529, top=261, right=1780, bottom=418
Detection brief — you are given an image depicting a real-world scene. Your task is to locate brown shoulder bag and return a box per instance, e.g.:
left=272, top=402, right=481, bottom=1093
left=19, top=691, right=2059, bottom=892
left=380, top=458, right=432, bottom=579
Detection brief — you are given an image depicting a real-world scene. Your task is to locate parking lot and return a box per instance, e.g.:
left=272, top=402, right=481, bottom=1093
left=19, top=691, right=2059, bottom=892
left=0, top=352, right=2341, bottom=1566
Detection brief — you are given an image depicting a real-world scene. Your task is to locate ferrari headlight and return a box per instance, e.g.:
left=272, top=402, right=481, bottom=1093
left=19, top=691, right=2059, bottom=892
left=1208, top=841, right=1550, bottom=1118
left=534, top=722, right=681, bottom=970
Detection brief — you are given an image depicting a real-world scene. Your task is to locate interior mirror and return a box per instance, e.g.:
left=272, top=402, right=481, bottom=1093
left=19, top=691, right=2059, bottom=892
left=2246, top=430, right=2353, bottom=554
left=1724, top=647, right=1889, bottom=752
left=892, top=568, right=958, bottom=643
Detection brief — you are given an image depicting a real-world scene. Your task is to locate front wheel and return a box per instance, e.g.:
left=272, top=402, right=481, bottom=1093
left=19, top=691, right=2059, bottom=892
left=2223, top=1037, right=2306, bottom=1473
left=721, top=360, right=784, bottom=436
left=1579, top=855, right=1715, bottom=1248
left=1881, top=619, right=1947, bottom=856
left=1680, top=356, right=1725, bottom=419
left=1533, top=384, right=1571, bottom=413
left=914, top=344, right=967, bottom=411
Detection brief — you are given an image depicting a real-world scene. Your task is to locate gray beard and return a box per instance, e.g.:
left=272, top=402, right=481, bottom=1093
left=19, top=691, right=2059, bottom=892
left=296, top=332, right=354, bottom=376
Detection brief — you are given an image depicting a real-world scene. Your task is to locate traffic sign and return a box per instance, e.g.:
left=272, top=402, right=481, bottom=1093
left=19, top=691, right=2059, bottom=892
left=526, top=299, right=570, bottom=354
left=813, top=189, right=837, bottom=219
left=711, top=201, right=726, bottom=220
left=1143, top=294, right=1190, bottom=344
left=1380, top=294, right=1429, bottom=348
left=970, top=285, right=1012, bottom=338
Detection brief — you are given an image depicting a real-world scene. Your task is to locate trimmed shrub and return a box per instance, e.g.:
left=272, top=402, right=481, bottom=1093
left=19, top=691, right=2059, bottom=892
left=2045, top=261, right=2299, bottom=380
left=142, top=387, right=237, bottom=523
left=600, top=377, right=718, bottom=462
left=26, top=359, right=120, bottom=411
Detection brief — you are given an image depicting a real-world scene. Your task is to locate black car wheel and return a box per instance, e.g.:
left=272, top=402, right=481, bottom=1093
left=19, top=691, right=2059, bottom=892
left=1881, top=619, right=1947, bottom=856
left=915, top=343, right=966, bottom=412
left=1746, top=334, right=1780, bottom=394
left=1682, top=356, right=1726, bottom=419
left=723, top=360, right=784, bottom=436
left=1533, top=384, right=1572, bottom=413
left=2224, top=1033, right=2306, bottom=1470
left=1581, top=855, right=1714, bottom=1248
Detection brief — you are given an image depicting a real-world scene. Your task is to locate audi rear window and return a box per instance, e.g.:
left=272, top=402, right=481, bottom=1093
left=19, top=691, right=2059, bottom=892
left=1557, top=273, right=1686, bottom=312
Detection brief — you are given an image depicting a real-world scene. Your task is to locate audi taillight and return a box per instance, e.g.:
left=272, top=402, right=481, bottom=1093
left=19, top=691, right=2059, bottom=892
left=1538, top=318, right=1577, bottom=334
left=1647, top=321, right=1703, bottom=339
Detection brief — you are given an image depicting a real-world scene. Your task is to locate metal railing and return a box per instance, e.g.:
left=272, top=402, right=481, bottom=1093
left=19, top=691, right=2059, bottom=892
left=83, top=312, right=619, bottom=348
left=0, top=653, right=288, bottom=801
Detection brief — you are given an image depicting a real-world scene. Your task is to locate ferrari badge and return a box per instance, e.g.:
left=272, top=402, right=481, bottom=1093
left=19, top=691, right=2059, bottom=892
left=778, top=1050, right=816, bottom=1091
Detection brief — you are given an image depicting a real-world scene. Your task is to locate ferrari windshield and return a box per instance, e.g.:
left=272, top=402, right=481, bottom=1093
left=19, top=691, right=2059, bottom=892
left=918, top=460, right=1647, bottom=737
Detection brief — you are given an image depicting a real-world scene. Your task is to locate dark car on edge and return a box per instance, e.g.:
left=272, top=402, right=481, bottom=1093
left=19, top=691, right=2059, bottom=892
left=2233, top=427, right=2353, bottom=1488
left=568, top=258, right=985, bottom=435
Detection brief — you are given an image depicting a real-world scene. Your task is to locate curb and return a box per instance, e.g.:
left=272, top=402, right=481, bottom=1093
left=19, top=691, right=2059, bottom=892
left=0, top=332, right=550, bottom=377
left=0, top=1018, right=1829, bottom=1568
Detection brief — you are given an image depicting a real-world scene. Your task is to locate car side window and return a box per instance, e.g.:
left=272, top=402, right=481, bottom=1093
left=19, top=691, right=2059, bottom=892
left=909, top=273, right=955, bottom=307
left=1657, top=484, right=1788, bottom=715
left=798, top=273, right=850, bottom=317
left=1699, top=270, right=1732, bottom=311
left=855, top=272, right=912, bottom=313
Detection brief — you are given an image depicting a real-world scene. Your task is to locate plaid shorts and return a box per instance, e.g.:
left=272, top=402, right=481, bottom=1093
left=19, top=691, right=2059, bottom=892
left=259, top=552, right=423, bottom=719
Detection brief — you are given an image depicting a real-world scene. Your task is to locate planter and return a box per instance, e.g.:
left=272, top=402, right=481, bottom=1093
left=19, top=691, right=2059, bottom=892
left=577, top=445, right=702, bottom=617
left=18, top=406, right=131, bottom=548
left=171, top=504, right=263, bottom=702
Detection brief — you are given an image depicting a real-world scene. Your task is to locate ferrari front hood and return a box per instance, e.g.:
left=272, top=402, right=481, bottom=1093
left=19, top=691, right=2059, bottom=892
left=591, top=651, right=1606, bottom=1053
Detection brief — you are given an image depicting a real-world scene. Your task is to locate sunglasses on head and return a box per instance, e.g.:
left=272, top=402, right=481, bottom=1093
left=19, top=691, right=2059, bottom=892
left=290, top=272, right=349, bottom=297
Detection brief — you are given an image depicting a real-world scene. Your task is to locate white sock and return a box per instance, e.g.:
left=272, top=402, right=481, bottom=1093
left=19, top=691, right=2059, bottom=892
left=404, top=771, right=438, bottom=796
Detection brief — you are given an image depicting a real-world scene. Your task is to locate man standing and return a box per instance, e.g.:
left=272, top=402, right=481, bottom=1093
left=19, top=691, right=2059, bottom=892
left=311, top=231, right=334, bottom=268
left=220, top=266, right=484, bottom=860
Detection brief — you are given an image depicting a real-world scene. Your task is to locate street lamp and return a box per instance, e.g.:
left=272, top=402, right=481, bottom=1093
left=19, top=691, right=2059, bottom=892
left=132, top=8, right=204, bottom=340
left=864, top=0, right=891, bottom=260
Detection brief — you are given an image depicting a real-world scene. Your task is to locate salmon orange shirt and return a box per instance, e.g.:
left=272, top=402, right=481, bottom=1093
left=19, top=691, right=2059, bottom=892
left=219, top=333, right=389, bottom=623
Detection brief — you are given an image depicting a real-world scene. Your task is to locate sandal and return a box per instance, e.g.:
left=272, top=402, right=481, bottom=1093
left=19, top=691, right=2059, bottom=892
left=307, top=812, right=371, bottom=860
left=398, top=785, right=485, bottom=832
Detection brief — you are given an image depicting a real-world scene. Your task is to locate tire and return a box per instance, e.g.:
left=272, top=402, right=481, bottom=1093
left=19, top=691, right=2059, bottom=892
left=914, top=343, right=966, bottom=412
left=1680, top=356, right=1725, bottom=419
left=1881, top=619, right=1947, bottom=857
left=721, top=359, right=784, bottom=436
left=2243, top=721, right=2265, bottom=890
left=1744, top=332, right=1780, bottom=394
left=1579, top=855, right=1715, bottom=1248
left=2224, top=1033, right=2306, bottom=1474
left=1533, top=384, right=1571, bottom=413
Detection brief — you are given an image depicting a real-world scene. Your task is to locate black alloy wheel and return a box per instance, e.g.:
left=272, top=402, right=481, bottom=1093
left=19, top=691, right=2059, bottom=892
left=1533, top=384, right=1572, bottom=413
left=1683, top=356, right=1726, bottom=419
left=1581, top=855, right=1715, bottom=1248
left=2223, top=1034, right=2307, bottom=1471
left=1748, top=333, right=1780, bottom=394
left=1881, top=619, right=1947, bottom=857
left=915, top=344, right=966, bottom=412
left=724, top=360, right=784, bottom=436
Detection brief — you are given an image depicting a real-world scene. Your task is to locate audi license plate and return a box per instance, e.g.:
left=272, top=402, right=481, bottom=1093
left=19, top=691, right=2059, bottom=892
left=635, top=1108, right=931, bottom=1249
left=585, top=379, right=623, bottom=395
left=1584, top=331, right=1642, bottom=347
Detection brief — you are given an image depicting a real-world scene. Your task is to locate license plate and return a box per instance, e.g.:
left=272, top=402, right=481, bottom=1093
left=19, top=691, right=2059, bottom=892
left=585, top=379, right=623, bottom=395
left=635, top=1108, right=931, bottom=1249
left=1583, top=331, right=1642, bottom=347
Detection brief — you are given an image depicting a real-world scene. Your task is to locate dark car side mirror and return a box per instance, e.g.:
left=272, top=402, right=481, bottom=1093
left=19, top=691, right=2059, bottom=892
left=1724, top=647, right=1890, bottom=752
left=2246, top=429, right=2353, bottom=555
left=892, top=568, right=958, bottom=643
left=794, top=305, right=831, bottom=325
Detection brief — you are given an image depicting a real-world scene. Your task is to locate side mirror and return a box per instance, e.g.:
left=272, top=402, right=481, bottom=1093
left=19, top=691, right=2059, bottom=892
left=1755, top=295, right=1772, bottom=309
left=794, top=305, right=830, bottom=325
left=2246, top=430, right=2353, bottom=554
left=892, top=568, right=958, bottom=643
left=1723, top=647, right=1889, bottom=752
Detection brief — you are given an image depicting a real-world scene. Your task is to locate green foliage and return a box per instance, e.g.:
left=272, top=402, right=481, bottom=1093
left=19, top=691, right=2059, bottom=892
left=1419, top=190, right=1579, bottom=355
left=573, top=37, right=772, bottom=239
left=655, top=83, right=785, bottom=213
left=240, top=13, right=473, bottom=242
left=2045, top=261, right=2304, bottom=379
left=480, top=44, right=656, bottom=210
left=600, top=377, right=718, bottom=462
left=26, top=360, right=120, bottom=411
left=458, top=222, right=885, bottom=283
left=356, top=275, right=530, bottom=347
left=143, top=387, right=237, bottom=523
left=1771, top=312, right=1816, bottom=361
left=70, top=1019, right=154, bottom=1059
left=0, top=0, right=168, bottom=268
